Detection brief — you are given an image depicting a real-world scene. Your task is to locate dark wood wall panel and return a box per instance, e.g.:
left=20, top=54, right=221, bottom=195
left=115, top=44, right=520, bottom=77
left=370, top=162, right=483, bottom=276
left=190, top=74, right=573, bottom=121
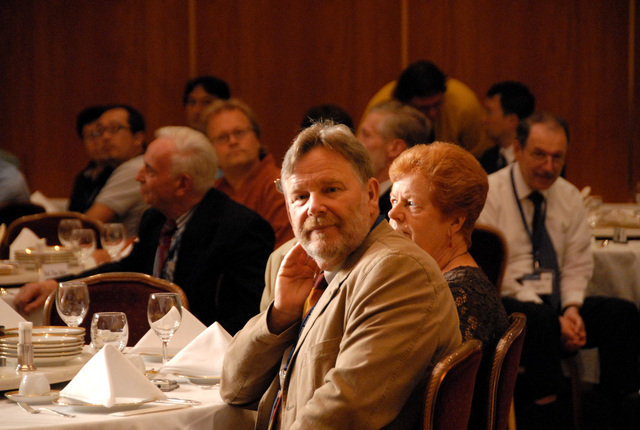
left=195, top=0, right=401, bottom=162
left=0, top=0, right=636, bottom=202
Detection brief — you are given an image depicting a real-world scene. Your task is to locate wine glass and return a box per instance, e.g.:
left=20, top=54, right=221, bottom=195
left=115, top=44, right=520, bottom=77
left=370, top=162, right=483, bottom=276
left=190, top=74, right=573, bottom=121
left=586, top=195, right=603, bottom=228
left=58, top=219, right=83, bottom=248
left=101, top=223, right=126, bottom=260
left=147, top=293, right=182, bottom=364
left=90, top=312, right=129, bottom=352
left=56, top=281, right=90, bottom=327
left=71, top=228, right=97, bottom=268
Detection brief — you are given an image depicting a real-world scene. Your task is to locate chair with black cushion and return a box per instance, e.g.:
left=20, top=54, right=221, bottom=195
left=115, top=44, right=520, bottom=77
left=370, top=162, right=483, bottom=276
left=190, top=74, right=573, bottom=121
left=469, top=223, right=508, bottom=290
left=487, top=312, right=527, bottom=430
left=2, top=211, right=104, bottom=257
left=42, top=272, right=189, bottom=346
left=0, top=201, right=45, bottom=227
left=423, top=339, right=483, bottom=430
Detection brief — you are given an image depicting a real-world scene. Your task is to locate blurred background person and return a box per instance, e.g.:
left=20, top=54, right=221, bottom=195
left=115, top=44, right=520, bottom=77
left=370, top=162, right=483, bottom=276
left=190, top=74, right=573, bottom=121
left=0, top=157, right=30, bottom=205
left=203, top=98, right=293, bottom=248
left=68, top=105, right=114, bottom=213
left=388, top=141, right=509, bottom=428
left=358, top=100, right=430, bottom=218
left=300, top=103, right=354, bottom=132
left=183, top=75, right=231, bottom=129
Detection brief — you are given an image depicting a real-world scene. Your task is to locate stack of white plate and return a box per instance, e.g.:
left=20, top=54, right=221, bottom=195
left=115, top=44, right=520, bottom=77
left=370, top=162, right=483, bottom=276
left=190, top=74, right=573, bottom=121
left=14, top=247, right=78, bottom=268
left=0, top=326, right=85, bottom=366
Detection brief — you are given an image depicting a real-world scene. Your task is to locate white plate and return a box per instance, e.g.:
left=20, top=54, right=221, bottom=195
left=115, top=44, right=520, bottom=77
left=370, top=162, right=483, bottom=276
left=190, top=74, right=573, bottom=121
left=0, top=335, right=83, bottom=346
left=4, top=326, right=85, bottom=337
left=5, top=390, right=60, bottom=405
left=1, top=349, right=82, bottom=358
left=54, top=397, right=155, bottom=412
left=1, top=353, right=82, bottom=366
left=176, top=374, right=221, bottom=386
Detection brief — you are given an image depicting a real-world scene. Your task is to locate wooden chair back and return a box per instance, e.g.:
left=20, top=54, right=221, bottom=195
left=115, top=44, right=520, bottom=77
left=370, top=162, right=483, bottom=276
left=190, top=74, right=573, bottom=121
left=43, top=272, right=189, bottom=346
left=423, top=339, right=483, bottom=430
left=487, top=313, right=527, bottom=430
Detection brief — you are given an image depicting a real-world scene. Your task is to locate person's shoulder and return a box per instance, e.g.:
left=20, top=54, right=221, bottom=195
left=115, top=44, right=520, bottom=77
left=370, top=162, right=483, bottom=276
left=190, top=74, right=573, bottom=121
left=199, top=188, right=273, bottom=227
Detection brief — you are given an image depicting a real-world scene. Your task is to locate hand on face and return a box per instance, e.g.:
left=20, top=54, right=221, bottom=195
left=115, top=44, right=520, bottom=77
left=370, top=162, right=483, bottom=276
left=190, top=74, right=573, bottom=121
left=269, top=243, right=319, bottom=334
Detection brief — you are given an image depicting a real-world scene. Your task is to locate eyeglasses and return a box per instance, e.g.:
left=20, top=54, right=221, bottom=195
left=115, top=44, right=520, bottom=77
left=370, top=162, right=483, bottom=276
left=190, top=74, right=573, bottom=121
left=210, top=127, right=254, bottom=145
left=527, top=148, right=565, bottom=165
left=86, top=124, right=131, bottom=139
left=274, top=178, right=283, bottom=194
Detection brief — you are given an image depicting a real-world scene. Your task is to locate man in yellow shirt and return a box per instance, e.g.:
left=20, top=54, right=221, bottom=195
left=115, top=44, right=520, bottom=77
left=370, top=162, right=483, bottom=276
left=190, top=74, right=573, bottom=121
left=363, top=60, right=491, bottom=157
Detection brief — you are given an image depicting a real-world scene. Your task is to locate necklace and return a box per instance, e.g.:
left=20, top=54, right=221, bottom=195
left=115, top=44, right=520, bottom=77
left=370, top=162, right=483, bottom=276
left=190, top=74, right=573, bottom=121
left=440, top=251, right=469, bottom=271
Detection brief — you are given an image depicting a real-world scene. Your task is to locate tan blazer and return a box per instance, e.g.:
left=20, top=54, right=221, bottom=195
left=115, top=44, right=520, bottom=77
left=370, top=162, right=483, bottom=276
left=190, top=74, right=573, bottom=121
left=221, top=222, right=462, bottom=430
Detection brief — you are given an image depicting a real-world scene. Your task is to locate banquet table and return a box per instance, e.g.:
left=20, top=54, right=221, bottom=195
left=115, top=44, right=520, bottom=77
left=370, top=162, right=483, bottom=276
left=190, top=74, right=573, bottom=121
left=0, top=348, right=256, bottom=430
left=586, top=238, right=640, bottom=307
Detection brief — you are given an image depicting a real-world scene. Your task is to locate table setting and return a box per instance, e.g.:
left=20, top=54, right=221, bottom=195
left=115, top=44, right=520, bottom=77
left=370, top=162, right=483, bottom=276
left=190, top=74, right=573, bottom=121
left=0, top=285, right=255, bottom=429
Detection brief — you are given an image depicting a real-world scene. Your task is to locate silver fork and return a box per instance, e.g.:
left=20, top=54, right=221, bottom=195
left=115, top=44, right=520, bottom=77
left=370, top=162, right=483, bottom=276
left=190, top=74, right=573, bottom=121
left=17, top=402, right=75, bottom=418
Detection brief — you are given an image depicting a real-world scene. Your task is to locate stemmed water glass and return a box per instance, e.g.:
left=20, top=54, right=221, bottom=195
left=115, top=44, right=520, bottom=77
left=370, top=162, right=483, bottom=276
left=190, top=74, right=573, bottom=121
left=56, top=281, right=90, bottom=328
left=90, top=312, right=129, bottom=352
left=58, top=219, right=83, bottom=248
left=70, top=228, right=97, bottom=268
left=147, top=293, right=182, bottom=364
left=100, top=223, right=126, bottom=260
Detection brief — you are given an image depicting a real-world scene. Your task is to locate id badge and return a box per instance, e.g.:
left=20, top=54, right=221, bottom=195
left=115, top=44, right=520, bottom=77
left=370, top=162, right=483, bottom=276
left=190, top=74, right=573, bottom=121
left=521, top=269, right=554, bottom=295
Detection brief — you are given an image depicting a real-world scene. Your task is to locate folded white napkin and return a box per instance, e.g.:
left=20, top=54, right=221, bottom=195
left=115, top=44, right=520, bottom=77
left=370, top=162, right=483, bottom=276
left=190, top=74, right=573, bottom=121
left=30, top=191, right=60, bottom=213
left=131, top=308, right=206, bottom=356
left=159, top=322, right=232, bottom=377
left=0, top=298, right=27, bottom=327
left=10, top=228, right=44, bottom=260
left=60, top=344, right=167, bottom=407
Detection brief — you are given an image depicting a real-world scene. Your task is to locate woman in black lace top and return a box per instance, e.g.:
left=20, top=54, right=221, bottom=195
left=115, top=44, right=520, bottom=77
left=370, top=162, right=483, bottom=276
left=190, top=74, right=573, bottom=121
left=387, top=141, right=509, bottom=427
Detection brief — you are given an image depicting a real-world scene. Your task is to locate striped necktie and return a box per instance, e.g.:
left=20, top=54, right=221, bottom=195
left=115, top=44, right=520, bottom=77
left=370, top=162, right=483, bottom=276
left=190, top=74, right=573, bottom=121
left=529, top=191, right=560, bottom=311
left=155, top=219, right=177, bottom=278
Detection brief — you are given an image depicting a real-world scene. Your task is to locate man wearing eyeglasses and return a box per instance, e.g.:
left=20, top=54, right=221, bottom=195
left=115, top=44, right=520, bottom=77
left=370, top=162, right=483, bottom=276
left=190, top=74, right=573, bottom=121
left=84, top=104, right=148, bottom=236
left=478, top=112, right=640, bottom=429
left=202, top=98, right=293, bottom=248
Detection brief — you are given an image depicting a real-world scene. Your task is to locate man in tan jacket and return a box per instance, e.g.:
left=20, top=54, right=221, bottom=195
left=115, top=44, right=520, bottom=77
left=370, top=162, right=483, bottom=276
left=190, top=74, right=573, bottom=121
left=220, top=121, right=461, bottom=429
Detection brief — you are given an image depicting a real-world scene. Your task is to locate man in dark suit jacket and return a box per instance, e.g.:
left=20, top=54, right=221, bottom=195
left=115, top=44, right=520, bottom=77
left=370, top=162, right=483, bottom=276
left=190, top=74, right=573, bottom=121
left=479, top=81, right=535, bottom=174
left=16, top=126, right=275, bottom=334
left=357, top=100, right=430, bottom=219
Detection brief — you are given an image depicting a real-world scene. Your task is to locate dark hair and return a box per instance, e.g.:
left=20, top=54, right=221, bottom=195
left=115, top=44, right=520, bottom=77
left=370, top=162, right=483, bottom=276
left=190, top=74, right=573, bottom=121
left=76, top=105, right=107, bottom=137
left=392, top=61, right=447, bottom=103
left=300, top=104, right=354, bottom=132
left=487, top=81, right=536, bottom=120
left=517, top=111, right=570, bottom=147
left=104, top=104, right=146, bottom=134
left=182, top=75, right=231, bottom=106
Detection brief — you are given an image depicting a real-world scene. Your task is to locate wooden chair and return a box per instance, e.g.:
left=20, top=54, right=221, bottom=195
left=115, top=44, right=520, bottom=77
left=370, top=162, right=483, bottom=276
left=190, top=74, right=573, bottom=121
left=0, top=201, right=45, bottom=227
left=469, top=223, right=508, bottom=290
left=3, top=211, right=103, bottom=249
left=487, top=312, right=527, bottom=430
left=43, top=272, right=189, bottom=346
left=423, top=339, right=483, bottom=430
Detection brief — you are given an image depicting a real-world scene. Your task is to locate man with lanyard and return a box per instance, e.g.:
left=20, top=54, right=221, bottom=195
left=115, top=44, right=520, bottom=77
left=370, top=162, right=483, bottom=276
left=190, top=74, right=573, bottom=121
left=478, top=112, right=640, bottom=429
left=15, top=126, right=275, bottom=334
left=220, top=121, right=461, bottom=429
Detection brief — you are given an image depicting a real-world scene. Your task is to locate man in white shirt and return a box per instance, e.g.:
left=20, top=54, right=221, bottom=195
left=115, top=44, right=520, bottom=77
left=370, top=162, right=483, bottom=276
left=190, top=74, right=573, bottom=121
left=86, top=105, right=148, bottom=236
left=357, top=100, right=430, bottom=219
left=478, top=112, right=640, bottom=429
left=479, top=81, right=535, bottom=174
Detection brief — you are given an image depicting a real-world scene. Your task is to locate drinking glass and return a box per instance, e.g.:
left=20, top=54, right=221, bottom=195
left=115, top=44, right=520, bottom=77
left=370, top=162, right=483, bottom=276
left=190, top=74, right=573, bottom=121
left=147, top=293, right=182, bottom=364
left=58, top=219, right=83, bottom=248
left=56, top=281, right=90, bottom=327
left=101, top=223, right=126, bottom=260
left=586, top=195, right=603, bottom=228
left=90, top=312, right=129, bottom=352
left=70, top=228, right=96, bottom=268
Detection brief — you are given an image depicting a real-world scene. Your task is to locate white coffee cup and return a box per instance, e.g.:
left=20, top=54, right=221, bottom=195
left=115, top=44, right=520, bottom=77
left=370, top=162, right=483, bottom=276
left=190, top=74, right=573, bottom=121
left=19, top=372, right=50, bottom=396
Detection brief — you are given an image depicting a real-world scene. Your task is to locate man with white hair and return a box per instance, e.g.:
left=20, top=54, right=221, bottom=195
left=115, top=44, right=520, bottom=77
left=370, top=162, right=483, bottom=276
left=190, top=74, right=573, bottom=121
left=15, top=126, right=275, bottom=333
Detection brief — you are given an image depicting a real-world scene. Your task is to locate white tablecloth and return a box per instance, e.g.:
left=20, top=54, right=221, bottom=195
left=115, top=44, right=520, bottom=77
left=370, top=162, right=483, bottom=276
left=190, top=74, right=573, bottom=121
left=587, top=239, right=640, bottom=307
left=0, top=383, right=256, bottom=429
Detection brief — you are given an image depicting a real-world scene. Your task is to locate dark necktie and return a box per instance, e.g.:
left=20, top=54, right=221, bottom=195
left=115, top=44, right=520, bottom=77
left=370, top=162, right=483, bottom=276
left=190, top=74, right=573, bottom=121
left=528, top=191, right=560, bottom=311
left=267, top=272, right=327, bottom=430
left=155, top=219, right=177, bottom=278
